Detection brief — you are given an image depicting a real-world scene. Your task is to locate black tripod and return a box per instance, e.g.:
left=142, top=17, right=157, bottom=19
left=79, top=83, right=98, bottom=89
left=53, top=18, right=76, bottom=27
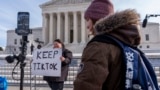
left=5, top=36, right=29, bottom=90
left=19, top=36, right=28, bottom=90
left=5, top=12, right=31, bottom=90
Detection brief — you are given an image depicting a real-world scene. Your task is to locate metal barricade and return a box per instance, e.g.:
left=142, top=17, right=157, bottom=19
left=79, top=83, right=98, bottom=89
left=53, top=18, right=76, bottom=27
left=0, top=54, right=81, bottom=90
left=0, top=54, right=160, bottom=90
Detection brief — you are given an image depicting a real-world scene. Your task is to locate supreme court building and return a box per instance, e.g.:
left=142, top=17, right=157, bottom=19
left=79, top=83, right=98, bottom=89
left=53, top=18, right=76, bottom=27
left=40, top=0, right=92, bottom=53
left=5, top=0, right=160, bottom=54
left=40, top=0, right=160, bottom=53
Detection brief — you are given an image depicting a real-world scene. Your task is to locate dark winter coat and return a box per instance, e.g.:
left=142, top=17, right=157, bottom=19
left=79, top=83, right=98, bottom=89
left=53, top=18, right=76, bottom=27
left=74, top=9, right=141, bottom=90
left=43, top=48, right=72, bottom=82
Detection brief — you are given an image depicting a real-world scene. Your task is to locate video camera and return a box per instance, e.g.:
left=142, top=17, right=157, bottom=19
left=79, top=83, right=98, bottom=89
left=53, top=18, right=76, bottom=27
left=5, top=12, right=32, bottom=90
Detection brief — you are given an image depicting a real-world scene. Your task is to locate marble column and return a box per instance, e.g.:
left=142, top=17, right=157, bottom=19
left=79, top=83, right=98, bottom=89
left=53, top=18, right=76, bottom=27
left=49, top=13, right=54, bottom=44
left=57, top=12, right=61, bottom=39
left=53, top=13, right=56, bottom=42
left=42, top=13, right=49, bottom=45
left=81, top=11, right=86, bottom=43
left=64, top=12, right=69, bottom=44
left=73, top=11, right=78, bottom=44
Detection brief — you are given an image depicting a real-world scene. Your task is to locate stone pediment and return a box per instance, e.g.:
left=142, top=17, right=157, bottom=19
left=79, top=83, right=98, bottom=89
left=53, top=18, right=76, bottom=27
left=41, top=0, right=92, bottom=7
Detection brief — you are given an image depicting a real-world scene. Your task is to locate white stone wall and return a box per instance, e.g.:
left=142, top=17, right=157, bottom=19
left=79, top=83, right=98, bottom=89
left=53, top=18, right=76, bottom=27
left=140, top=23, right=160, bottom=43
left=5, top=27, right=42, bottom=54
left=5, top=30, right=22, bottom=54
left=139, top=22, right=160, bottom=52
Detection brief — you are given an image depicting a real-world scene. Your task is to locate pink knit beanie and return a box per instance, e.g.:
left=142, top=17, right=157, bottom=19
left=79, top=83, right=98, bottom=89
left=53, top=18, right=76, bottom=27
left=84, top=0, right=114, bottom=21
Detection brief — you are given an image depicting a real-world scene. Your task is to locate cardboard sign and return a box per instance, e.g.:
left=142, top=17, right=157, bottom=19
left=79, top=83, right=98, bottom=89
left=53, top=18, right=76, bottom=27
left=31, top=48, right=62, bottom=77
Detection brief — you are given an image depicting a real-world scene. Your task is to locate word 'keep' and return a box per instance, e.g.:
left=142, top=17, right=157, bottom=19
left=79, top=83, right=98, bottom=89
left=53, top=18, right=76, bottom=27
left=36, top=50, right=58, bottom=59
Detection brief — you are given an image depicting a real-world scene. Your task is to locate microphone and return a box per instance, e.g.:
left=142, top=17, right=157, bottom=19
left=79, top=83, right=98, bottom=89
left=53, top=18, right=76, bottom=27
left=142, top=18, right=148, bottom=28
left=5, top=55, right=18, bottom=63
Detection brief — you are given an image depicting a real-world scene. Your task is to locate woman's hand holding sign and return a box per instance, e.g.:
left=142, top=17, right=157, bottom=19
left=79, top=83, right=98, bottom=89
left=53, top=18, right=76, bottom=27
left=60, top=56, right=65, bottom=62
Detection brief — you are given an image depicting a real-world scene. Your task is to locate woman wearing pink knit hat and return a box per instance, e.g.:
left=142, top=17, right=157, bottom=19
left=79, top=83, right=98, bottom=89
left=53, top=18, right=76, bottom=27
left=74, top=0, right=142, bottom=89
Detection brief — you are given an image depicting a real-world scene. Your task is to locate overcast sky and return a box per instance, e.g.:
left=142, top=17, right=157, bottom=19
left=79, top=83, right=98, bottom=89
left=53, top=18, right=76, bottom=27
left=0, top=0, right=160, bottom=48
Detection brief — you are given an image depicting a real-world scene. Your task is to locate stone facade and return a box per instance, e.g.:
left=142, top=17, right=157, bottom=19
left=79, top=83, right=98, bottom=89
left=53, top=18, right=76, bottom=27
left=39, top=0, right=92, bottom=53
left=5, top=22, right=160, bottom=54
left=139, top=22, right=160, bottom=53
left=5, top=27, right=43, bottom=54
left=5, top=0, right=160, bottom=54
left=40, top=0, right=160, bottom=53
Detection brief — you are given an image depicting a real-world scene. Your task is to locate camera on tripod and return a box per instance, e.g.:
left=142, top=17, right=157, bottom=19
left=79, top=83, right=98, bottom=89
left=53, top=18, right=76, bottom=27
left=5, top=12, right=31, bottom=64
left=5, top=12, right=32, bottom=90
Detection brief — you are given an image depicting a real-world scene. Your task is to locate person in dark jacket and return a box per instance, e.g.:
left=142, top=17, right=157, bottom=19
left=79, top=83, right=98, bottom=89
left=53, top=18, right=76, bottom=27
left=44, top=39, right=73, bottom=90
left=30, top=43, right=34, bottom=55
left=74, top=0, right=141, bottom=90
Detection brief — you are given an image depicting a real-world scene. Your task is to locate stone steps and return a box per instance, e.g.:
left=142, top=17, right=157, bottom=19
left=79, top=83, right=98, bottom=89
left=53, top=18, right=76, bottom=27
left=1, top=60, right=160, bottom=87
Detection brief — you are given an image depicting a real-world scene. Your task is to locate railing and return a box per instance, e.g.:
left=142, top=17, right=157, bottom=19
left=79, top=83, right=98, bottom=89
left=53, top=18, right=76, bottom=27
left=0, top=54, right=81, bottom=90
left=0, top=53, right=160, bottom=90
